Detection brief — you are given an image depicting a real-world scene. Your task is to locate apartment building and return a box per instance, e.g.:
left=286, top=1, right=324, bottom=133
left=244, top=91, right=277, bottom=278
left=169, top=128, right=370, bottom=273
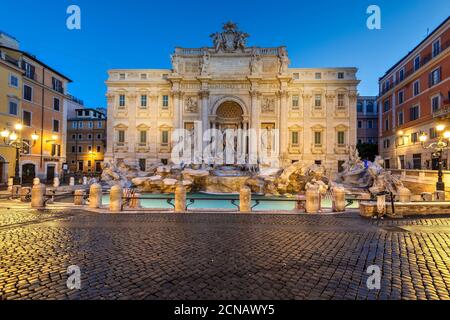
left=66, top=106, right=107, bottom=174
left=379, top=17, right=450, bottom=170
left=0, top=32, right=71, bottom=183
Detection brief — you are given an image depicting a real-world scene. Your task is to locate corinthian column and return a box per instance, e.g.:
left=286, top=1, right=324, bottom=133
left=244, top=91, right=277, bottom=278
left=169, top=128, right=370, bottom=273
left=249, top=90, right=260, bottom=164
left=199, top=90, right=210, bottom=151
left=172, top=90, right=181, bottom=130
left=279, top=90, right=289, bottom=162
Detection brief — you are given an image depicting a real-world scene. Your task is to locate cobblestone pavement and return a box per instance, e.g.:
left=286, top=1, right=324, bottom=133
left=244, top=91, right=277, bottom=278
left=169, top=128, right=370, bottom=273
left=1, top=209, right=450, bottom=300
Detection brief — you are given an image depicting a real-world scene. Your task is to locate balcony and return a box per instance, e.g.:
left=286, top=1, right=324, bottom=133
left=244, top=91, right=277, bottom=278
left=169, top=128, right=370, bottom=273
left=114, top=142, right=128, bottom=153
left=136, top=142, right=150, bottom=152
left=380, top=39, right=450, bottom=96
left=433, top=101, right=450, bottom=119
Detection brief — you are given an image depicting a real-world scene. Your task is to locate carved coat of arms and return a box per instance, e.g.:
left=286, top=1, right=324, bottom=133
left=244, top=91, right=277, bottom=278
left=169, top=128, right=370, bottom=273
left=210, top=21, right=249, bottom=53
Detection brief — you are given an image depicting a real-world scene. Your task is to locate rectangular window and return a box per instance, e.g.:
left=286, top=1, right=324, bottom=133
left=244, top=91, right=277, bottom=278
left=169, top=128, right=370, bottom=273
left=162, top=130, right=169, bottom=145
left=88, top=160, right=92, bottom=168
left=23, top=85, right=32, bottom=101
left=399, top=68, right=404, bottom=81
left=413, top=154, right=422, bottom=170
left=52, top=77, right=63, bottom=93
left=337, top=72, right=344, bottom=79
left=88, top=121, right=93, bottom=129
left=357, top=102, right=363, bottom=113
left=119, top=73, right=126, bottom=80
left=430, top=127, right=437, bottom=139
left=398, top=91, right=404, bottom=104
left=97, top=134, right=102, bottom=139
left=22, top=61, right=35, bottom=79
left=78, top=146, right=82, bottom=153
left=162, top=95, right=169, bottom=108
left=291, top=131, right=299, bottom=146
left=413, top=80, right=420, bottom=96
left=140, top=73, right=147, bottom=80
left=337, top=131, right=345, bottom=145
left=315, top=95, right=322, bottom=107
left=119, top=95, right=126, bottom=107
left=88, top=146, right=92, bottom=152
left=72, top=122, right=77, bottom=129
left=98, top=121, right=103, bottom=128
left=71, top=146, right=76, bottom=153
left=315, top=72, right=322, bottom=80
left=430, top=68, right=441, bottom=86
left=78, top=134, right=82, bottom=140
left=53, top=98, right=60, bottom=111
left=385, top=118, right=389, bottom=131
left=410, top=105, right=420, bottom=121
left=367, top=120, right=373, bottom=129
left=9, top=74, right=19, bottom=88
left=118, top=130, right=125, bottom=143
left=414, top=55, right=421, bottom=71
left=292, top=95, right=299, bottom=109
left=139, top=130, right=147, bottom=144
left=411, top=132, right=419, bottom=143
left=78, top=161, right=84, bottom=171
left=9, top=100, right=18, bottom=116
left=338, top=94, right=344, bottom=107
left=314, top=132, right=322, bottom=145
left=293, top=73, right=299, bottom=80
left=53, top=120, right=60, bottom=133
left=432, top=96, right=440, bottom=112
left=78, top=121, right=83, bottom=129
left=383, top=99, right=390, bottom=112
left=358, top=121, right=363, bottom=129
left=366, top=102, right=374, bottom=113
left=398, top=111, right=404, bottom=126
left=139, top=159, right=146, bottom=171
left=432, top=39, right=441, bottom=57
left=141, top=95, right=147, bottom=108
left=97, top=146, right=101, bottom=153
left=23, top=110, right=32, bottom=126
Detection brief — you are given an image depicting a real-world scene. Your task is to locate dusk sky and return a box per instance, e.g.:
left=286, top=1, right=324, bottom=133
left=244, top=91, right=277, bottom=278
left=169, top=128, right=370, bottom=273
left=1, top=0, right=449, bottom=107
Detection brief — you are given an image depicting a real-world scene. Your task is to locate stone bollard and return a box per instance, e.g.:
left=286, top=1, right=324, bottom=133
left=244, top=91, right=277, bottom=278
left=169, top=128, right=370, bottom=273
left=129, top=193, right=141, bottom=209
left=421, top=192, right=433, bottom=202
left=333, top=187, right=346, bottom=212
left=53, top=177, right=60, bottom=188
left=33, top=178, right=40, bottom=186
left=305, top=188, right=320, bottom=213
left=435, top=191, right=445, bottom=202
left=174, top=183, right=186, bottom=213
left=239, top=186, right=252, bottom=213
left=110, top=185, right=123, bottom=212
left=89, top=183, right=103, bottom=209
left=31, top=183, right=46, bottom=208
left=398, top=187, right=412, bottom=203
left=20, top=187, right=31, bottom=202
left=7, top=178, right=13, bottom=192
left=74, top=190, right=86, bottom=206
left=69, top=177, right=75, bottom=187
left=376, top=194, right=386, bottom=217
left=82, top=177, right=88, bottom=186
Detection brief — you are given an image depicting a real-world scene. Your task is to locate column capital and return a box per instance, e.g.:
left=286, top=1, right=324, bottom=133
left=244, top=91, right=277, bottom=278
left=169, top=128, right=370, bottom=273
left=277, top=90, right=289, bottom=99
left=249, top=90, right=261, bottom=98
left=199, top=90, right=210, bottom=99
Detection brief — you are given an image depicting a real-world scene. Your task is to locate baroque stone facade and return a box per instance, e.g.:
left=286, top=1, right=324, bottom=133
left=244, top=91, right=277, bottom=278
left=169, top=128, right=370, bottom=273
left=105, top=22, right=359, bottom=176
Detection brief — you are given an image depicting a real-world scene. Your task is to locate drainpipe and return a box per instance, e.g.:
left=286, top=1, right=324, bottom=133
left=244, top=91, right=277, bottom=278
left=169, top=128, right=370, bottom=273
left=40, top=67, right=46, bottom=172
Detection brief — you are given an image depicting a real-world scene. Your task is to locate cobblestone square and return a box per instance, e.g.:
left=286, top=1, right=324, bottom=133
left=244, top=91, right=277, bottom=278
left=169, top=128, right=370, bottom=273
left=1, top=209, right=450, bottom=300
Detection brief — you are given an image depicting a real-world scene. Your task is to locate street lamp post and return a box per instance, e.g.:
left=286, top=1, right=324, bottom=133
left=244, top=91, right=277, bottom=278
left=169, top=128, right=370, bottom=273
left=420, top=124, right=450, bottom=192
left=1, top=124, right=39, bottom=185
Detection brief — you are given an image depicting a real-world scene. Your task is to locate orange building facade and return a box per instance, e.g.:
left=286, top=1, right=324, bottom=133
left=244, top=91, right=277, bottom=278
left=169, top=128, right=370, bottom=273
left=379, top=17, right=450, bottom=170
left=0, top=44, right=71, bottom=183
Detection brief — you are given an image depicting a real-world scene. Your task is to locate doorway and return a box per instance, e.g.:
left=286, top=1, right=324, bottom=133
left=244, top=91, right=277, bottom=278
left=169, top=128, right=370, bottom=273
left=46, top=165, right=55, bottom=183
left=22, top=163, right=36, bottom=184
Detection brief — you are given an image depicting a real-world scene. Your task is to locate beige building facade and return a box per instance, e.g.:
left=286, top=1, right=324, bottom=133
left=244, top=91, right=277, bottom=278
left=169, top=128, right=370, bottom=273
left=105, top=22, right=359, bottom=176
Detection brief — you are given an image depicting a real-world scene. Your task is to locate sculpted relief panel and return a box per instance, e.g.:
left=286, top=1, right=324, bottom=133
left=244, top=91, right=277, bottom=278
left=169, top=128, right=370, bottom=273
left=185, top=97, right=198, bottom=113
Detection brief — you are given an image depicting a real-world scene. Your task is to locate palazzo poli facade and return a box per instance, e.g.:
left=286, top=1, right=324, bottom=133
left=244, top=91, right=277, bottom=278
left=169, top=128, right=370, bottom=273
left=105, top=22, right=359, bottom=176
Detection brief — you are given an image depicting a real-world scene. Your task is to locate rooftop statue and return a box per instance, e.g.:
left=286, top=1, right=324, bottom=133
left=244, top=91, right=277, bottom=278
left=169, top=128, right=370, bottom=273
left=210, top=21, right=249, bottom=53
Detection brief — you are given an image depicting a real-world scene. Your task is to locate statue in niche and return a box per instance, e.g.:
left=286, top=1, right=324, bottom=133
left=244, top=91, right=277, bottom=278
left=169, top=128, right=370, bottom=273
left=279, top=47, right=290, bottom=74
left=200, top=51, right=210, bottom=75
left=171, top=54, right=179, bottom=74
left=250, top=50, right=262, bottom=75
left=185, top=97, right=198, bottom=113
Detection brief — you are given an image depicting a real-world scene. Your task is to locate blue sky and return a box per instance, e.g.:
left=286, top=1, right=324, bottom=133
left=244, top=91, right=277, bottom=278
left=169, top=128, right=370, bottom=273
left=1, top=0, right=449, bottom=107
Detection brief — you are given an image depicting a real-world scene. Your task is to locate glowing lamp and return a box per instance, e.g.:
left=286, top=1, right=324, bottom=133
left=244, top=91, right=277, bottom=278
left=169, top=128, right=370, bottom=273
left=419, top=134, right=428, bottom=143
left=1, top=129, right=10, bottom=138
left=444, top=131, right=450, bottom=139
left=31, top=132, right=39, bottom=141
left=436, top=124, right=446, bottom=132
left=9, top=132, right=18, bottom=141
left=14, top=123, right=23, bottom=131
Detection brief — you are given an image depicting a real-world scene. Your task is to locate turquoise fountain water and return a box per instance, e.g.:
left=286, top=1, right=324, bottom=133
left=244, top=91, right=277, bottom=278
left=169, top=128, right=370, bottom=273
left=102, top=193, right=359, bottom=210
